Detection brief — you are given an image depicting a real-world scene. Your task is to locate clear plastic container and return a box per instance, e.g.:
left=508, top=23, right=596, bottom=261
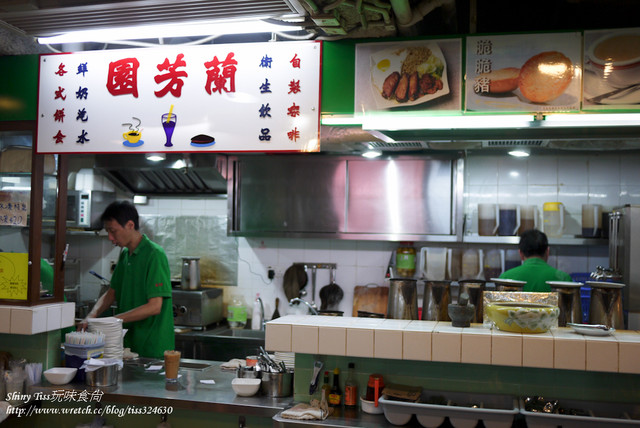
left=543, top=202, right=564, bottom=238
left=227, top=298, right=247, bottom=329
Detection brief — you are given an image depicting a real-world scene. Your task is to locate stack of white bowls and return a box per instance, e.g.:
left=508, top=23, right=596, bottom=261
left=88, top=317, right=123, bottom=359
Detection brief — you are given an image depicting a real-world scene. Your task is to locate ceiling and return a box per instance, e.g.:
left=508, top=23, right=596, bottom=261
left=3, top=0, right=638, bottom=55
left=1, top=0, right=639, bottom=154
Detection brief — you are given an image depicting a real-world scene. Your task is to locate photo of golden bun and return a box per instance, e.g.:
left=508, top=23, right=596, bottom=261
left=475, top=67, right=520, bottom=93
left=517, top=51, right=573, bottom=103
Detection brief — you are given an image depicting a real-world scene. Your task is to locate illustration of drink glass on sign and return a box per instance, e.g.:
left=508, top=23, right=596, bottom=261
left=583, top=28, right=640, bottom=109
left=162, top=107, right=176, bottom=147
left=122, top=117, right=144, bottom=147
left=465, top=32, right=582, bottom=112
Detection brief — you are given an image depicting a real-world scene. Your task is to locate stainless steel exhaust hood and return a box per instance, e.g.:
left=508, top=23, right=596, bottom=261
left=95, top=153, right=228, bottom=195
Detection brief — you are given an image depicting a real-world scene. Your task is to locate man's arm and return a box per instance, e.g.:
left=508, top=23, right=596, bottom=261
left=78, top=288, right=116, bottom=330
left=114, top=296, right=163, bottom=323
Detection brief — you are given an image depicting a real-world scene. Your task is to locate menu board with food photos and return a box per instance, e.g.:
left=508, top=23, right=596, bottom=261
left=465, top=32, right=582, bottom=113
left=354, top=38, right=462, bottom=116
left=583, top=28, right=640, bottom=110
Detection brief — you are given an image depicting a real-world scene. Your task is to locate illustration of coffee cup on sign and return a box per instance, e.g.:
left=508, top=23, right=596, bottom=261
left=122, top=117, right=144, bottom=147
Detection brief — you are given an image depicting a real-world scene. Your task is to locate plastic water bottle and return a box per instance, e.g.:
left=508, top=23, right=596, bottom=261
left=251, top=293, right=263, bottom=330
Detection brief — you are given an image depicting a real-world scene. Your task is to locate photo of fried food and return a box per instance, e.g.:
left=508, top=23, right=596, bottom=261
left=374, top=45, right=446, bottom=104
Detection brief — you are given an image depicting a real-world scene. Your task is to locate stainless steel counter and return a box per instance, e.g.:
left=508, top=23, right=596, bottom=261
left=30, top=359, right=292, bottom=418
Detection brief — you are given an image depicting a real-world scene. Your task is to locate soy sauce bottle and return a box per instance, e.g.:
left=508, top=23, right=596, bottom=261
left=328, top=368, right=342, bottom=407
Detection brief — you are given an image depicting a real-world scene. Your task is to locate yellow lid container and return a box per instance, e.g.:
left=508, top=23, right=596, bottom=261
left=543, top=202, right=562, bottom=211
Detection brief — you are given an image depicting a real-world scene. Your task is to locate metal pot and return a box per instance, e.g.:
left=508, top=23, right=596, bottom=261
left=387, top=278, right=418, bottom=320
left=85, top=364, right=120, bottom=387
left=181, top=257, right=201, bottom=290
left=261, top=370, right=293, bottom=397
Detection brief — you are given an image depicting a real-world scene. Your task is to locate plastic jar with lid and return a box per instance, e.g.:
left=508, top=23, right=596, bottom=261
left=396, top=244, right=416, bottom=278
left=227, top=297, right=247, bottom=329
left=543, top=202, right=565, bottom=238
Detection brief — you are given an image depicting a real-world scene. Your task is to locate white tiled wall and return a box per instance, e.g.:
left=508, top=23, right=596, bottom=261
left=67, top=152, right=640, bottom=318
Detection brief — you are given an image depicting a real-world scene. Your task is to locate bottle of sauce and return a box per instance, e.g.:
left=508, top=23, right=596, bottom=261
left=344, top=362, right=357, bottom=408
left=328, top=368, right=342, bottom=407
left=396, top=243, right=416, bottom=278
left=321, top=371, right=331, bottom=404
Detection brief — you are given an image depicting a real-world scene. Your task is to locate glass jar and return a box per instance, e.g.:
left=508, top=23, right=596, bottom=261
left=396, top=244, right=416, bottom=278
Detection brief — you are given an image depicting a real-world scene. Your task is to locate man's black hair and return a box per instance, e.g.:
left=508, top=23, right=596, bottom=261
left=518, top=229, right=548, bottom=258
left=100, top=200, right=139, bottom=230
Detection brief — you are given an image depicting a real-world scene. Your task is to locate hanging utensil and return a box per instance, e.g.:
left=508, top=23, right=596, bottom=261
left=309, top=360, right=324, bottom=394
left=272, top=297, right=281, bottom=320
left=283, top=265, right=308, bottom=302
left=319, top=267, right=344, bottom=311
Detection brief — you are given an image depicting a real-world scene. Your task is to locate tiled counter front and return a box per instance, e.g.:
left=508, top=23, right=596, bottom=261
left=265, top=315, right=640, bottom=374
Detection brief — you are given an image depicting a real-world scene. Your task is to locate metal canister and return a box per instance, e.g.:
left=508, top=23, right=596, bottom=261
left=421, top=280, right=451, bottom=321
left=181, top=256, right=201, bottom=290
left=458, top=279, right=486, bottom=323
left=387, top=278, right=418, bottom=320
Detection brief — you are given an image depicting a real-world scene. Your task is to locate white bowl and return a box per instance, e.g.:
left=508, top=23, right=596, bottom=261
left=360, top=396, right=384, bottom=414
left=231, top=378, right=261, bottom=397
left=43, top=367, right=77, bottom=385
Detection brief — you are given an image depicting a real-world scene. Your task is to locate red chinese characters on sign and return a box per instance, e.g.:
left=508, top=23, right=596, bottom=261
left=287, top=103, right=300, bottom=117
left=288, top=80, right=301, bottom=94
left=53, top=130, right=66, bottom=144
left=54, top=86, right=66, bottom=100
left=106, top=58, right=140, bottom=97
left=290, top=54, right=301, bottom=68
left=204, top=52, right=237, bottom=95
left=154, top=53, right=188, bottom=98
left=55, top=63, right=67, bottom=76
left=53, top=109, right=65, bottom=123
left=287, top=127, right=300, bottom=142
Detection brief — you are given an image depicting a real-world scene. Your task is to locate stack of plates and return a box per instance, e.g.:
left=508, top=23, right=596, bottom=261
left=88, top=317, right=123, bottom=359
left=273, top=352, right=295, bottom=370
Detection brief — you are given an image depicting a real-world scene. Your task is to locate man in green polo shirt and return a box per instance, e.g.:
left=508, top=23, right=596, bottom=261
left=499, top=229, right=572, bottom=292
left=80, top=200, right=174, bottom=358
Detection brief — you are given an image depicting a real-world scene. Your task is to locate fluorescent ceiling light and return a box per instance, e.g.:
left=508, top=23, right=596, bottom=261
left=508, top=148, right=530, bottom=157
left=145, top=153, right=166, bottom=162
left=321, top=115, right=363, bottom=126
left=362, top=149, right=382, bottom=158
left=542, top=113, right=640, bottom=127
left=361, top=115, right=534, bottom=131
left=38, top=20, right=304, bottom=44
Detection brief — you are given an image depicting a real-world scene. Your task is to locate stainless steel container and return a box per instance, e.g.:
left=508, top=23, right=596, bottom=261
left=260, top=370, right=293, bottom=397
left=588, top=281, right=625, bottom=329
left=548, top=282, right=583, bottom=327
left=387, top=278, right=418, bottom=320
left=85, top=364, right=120, bottom=387
left=181, top=257, right=201, bottom=290
left=422, top=280, right=451, bottom=321
left=458, top=280, right=486, bottom=323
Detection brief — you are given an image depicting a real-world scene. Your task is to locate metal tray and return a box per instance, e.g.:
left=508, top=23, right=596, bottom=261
left=379, top=390, right=518, bottom=428
left=520, top=398, right=640, bottom=427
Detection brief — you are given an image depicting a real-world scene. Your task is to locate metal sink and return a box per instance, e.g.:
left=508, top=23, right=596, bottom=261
left=212, top=329, right=265, bottom=339
left=127, top=357, right=211, bottom=371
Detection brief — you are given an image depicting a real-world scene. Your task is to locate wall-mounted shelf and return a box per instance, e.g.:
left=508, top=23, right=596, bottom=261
left=462, top=235, right=608, bottom=246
